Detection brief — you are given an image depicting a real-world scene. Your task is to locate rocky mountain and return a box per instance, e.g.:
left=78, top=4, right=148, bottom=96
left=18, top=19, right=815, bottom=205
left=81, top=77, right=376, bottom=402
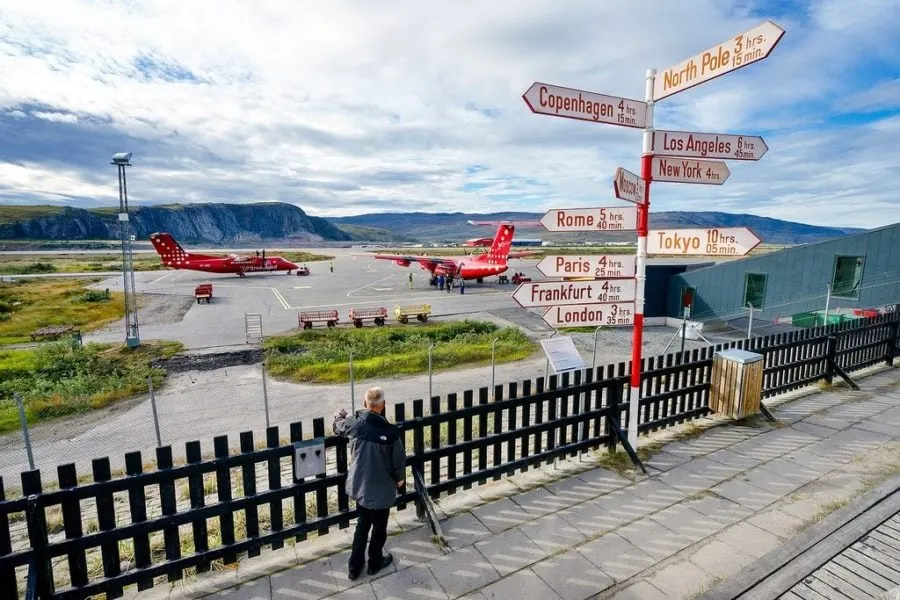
left=0, top=202, right=353, bottom=244
left=328, top=211, right=864, bottom=245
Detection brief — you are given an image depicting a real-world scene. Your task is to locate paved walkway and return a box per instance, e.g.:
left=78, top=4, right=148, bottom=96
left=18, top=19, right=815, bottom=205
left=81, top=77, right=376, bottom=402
left=155, top=366, right=900, bottom=600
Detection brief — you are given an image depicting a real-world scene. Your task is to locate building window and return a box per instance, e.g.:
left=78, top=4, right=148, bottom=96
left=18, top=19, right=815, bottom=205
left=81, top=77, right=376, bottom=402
left=832, top=256, right=865, bottom=299
left=743, top=273, right=767, bottom=309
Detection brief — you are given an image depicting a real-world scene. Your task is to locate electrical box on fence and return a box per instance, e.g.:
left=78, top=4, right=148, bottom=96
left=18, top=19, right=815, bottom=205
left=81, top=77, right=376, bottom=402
left=709, top=349, right=764, bottom=420
left=293, top=438, right=326, bottom=480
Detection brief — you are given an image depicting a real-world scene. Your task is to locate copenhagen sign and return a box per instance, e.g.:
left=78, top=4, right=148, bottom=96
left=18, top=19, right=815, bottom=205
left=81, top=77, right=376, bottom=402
left=522, top=82, right=648, bottom=129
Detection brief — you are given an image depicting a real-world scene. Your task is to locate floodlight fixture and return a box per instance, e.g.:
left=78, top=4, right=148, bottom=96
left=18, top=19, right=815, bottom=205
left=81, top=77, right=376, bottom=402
left=111, top=152, right=133, bottom=166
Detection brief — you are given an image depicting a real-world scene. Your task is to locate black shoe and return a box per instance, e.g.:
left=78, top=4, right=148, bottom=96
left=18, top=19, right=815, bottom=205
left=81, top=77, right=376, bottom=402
left=348, top=567, right=362, bottom=581
left=367, top=552, right=393, bottom=576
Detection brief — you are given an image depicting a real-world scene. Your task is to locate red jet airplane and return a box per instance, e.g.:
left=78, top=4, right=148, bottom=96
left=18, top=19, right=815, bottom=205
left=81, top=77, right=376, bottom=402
left=372, top=224, right=535, bottom=282
left=149, top=233, right=299, bottom=277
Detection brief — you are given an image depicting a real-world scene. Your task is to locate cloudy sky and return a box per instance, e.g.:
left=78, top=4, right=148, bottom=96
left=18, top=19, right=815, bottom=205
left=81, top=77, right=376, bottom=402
left=0, top=0, right=898, bottom=228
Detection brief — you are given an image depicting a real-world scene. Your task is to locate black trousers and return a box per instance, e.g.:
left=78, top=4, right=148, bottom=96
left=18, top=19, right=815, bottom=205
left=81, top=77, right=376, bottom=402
left=349, top=504, right=390, bottom=573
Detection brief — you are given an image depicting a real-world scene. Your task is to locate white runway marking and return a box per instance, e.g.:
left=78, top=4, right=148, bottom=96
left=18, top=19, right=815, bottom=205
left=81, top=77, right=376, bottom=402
left=171, top=271, right=190, bottom=282
left=271, top=287, right=291, bottom=310
left=293, top=286, right=311, bottom=289
left=373, top=287, right=394, bottom=291
left=148, top=271, right=173, bottom=285
left=347, top=275, right=395, bottom=297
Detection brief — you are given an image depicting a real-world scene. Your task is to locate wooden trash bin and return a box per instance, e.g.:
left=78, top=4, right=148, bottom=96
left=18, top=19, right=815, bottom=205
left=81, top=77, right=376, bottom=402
left=709, top=349, right=764, bottom=419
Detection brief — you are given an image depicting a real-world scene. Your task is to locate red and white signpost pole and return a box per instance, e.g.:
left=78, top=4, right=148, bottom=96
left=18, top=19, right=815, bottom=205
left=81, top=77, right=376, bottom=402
left=629, top=69, right=656, bottom=448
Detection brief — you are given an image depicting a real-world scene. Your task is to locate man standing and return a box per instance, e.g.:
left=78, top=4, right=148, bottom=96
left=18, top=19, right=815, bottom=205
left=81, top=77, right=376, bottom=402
left=333, top=387, right=406, bottom=580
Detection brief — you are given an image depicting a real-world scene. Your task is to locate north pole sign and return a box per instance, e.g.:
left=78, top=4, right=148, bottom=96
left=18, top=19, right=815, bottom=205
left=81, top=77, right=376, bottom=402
left=543, top=302, right=635, bottom=328
left=651, top=157, right=730, bottom=185
left=613, top=167, right=646, bottom=205
left=512, top=279, right=637, bottom=308
left=653, top=130, right=768, bottom=161
left=522, top=82, right=648, bottom=129
left=536, top=255, right=636, bottom=279
left=649, top=228, right=762, bottom=256
left=540, top=207, right=637, bottom=232
left=653, top=21, right=786, bottom=101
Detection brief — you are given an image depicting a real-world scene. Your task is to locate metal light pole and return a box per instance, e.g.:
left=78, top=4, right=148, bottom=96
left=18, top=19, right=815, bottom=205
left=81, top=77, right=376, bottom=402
left=490, top=338, right=499, bottom=395
left=428, top=343, right=434, bottom=399
left=592, top=327, right=602, bottom=369
left=112, top=152, right=140, bottom=347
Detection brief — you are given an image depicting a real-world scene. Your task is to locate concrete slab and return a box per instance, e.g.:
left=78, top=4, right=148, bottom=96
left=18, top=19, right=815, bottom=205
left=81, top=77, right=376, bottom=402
left=470, top=497, right=532, bottom=534
left=543, top=476, right=607, bottom=504
left=478, top=568, right=563, bottom=600
left=556, top=498, right=619, bottom=538
left=326, top=584, right=378, bottom=600
left=440, top=513, right=492, bottom=550
left=711, top=478, right=781, bottom=511
left=473, top=526, right=548, bottom=576
left=614, top=518, right=693, bottom=561
left=576, top=532, right=656, bottom=583
left=369, top=564, right=448, bottom=600
left=531, top=549, right=614, bottom=600
left=626, top=478, right=688, bottom=509
left=645, top=559, right=715, bottom=599
left=608, top=581, right=668, bottom=599
left=517, top=512, right=587, bottom=554
left=656, top=465, right=728, bottom=494
left=745, top=508, right=809, bottom=540
left=648, top=503, right=728, bottom=543
left=510, top=486, right=575, bottom=517
left=714, top=521, right=783, bottom=559
left=680, top=495, right=753, bottom=526
left=427, top=546, right=500, bottom=599
left=207, top=577, right=271, bottom=600
left=688, top=538, right=756, bottom=580
left=738, top=466, right=805, bottom=498
left=386, top=524, right=447, bottom=566
left=643, top=450, right=691, bottom=472
left=574, top=467, right=632, bottom=494
left=268, top=554, right=339, bottom=600
left=705, top=448, right=766, bottom=471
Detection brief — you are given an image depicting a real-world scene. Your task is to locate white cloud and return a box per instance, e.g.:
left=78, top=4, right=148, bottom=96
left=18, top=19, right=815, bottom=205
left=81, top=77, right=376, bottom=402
left=0, top=0, right=897, bottom=228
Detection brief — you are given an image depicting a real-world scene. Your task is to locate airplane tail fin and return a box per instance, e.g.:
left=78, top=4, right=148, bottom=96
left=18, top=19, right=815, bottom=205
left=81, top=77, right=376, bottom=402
left=478, top=224, right=515, bottom=264
left=149, top=232, right=192, bottom=267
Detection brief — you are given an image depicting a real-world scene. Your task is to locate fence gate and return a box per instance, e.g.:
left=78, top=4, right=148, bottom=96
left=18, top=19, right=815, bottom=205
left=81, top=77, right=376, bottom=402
left=244, top=312, right=263, bottom=344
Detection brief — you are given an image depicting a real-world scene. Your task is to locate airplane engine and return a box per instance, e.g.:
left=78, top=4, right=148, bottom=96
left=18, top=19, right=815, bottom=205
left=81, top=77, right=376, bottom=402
left=394, top=259, right=411, bottom=267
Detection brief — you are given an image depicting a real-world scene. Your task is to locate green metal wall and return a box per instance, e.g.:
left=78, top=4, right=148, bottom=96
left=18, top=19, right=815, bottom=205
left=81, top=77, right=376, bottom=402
left=666, top=223, right=900, bottom=322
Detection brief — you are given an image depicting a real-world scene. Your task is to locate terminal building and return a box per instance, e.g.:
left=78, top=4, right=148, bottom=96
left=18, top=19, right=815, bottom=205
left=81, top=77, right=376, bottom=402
left=643, top=222, right=900, bottom=335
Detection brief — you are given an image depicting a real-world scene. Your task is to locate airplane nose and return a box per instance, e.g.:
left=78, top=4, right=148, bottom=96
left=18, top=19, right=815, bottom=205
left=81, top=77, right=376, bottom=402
left=287, top=261, right=299, bottom=270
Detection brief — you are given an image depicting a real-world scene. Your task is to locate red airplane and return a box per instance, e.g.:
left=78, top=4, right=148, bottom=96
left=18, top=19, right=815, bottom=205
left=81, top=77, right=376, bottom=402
left=149, top=232, right=299, bottom=277
left=372, top=224, right=536, bottom=282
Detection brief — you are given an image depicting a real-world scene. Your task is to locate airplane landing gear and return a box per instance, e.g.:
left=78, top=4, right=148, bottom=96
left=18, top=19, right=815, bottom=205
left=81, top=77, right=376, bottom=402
left=477, top=278, right=483, bottom=283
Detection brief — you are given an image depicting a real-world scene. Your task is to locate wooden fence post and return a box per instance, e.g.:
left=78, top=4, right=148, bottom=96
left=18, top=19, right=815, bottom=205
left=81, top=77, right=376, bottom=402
left=824, top=336, right=837, bottom=385
left=886, top=318, right=900, bottom=366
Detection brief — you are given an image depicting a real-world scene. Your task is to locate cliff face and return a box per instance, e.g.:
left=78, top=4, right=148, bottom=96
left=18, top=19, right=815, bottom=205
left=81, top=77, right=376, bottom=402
left=0, top=203, right=352, bottom=243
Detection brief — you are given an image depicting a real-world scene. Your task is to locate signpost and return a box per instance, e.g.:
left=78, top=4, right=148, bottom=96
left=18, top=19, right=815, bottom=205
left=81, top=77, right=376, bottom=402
left=651, top=157, right=730, bottom=185
left=543, top=302, right=635, bottom=328
left=523, top=20, right=784, bottom=449
left=522, top=82, right=648, bottom=129
left=512, top=279, right=637, bottom=308
left=614, top=167, right=647, bottom=205
left=539, top=207, right=637, bottom=232
left=536, top=255, right=636, bottom=279
left=649, top=227, right=761, bottom=256
left=653, top=130, right=768, bottom=161
left=653, top=21, right=785, bottom=101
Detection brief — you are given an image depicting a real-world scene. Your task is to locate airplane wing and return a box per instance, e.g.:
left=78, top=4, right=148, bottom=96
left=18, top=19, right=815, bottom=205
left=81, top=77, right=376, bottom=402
left=372, top=253, right=459, bottom=270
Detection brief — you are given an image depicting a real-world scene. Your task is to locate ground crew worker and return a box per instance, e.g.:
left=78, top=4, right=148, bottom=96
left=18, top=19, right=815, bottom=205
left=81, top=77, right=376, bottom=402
left=330, top=262, right=334, bottom=274
left=438, top=275, right=444, bottom=290
left=332, top=387, right=405, bottom=580
left=408, top=272, right=413, bottom=289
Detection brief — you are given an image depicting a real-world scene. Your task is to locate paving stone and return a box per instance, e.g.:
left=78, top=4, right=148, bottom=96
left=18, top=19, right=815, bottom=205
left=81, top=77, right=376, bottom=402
left=470, top=497, right=532, bottom=534
left=681, top=455, right=747, bottom=481
left=782, top=448, right=843, bottom=474
left=802, top=414, right=854, bottom=431
left=427, top=546, right=500, bottom=599
left=648, top=503, right=727, bottom=543
left=210, top=577, right=271, bottom=600
left=531, top=549, right=614, bottom=600
left=330, top=549, right=396, bottom=593
left=827, top=401, right=888, bottom=421
left=577, top=532, right=656, bottom=582
left=710, top=478, right=779, bottom=511
left=574, top=467, right=631, bottom=493
left=614, top=518, right=693, bottom=561
left=326, top=584, right=378, bottom=600
left=828, top=426, right=893, bottom=454
left=518, top=512, right=587, bottom=553
left=736, top=466, right=803, bottom=498
left=370, top=564, right=448, bottom=600
left=804, top=440, right=859, bottom=464
left=714, top=521, right=783, bottom=559
left=745, top=508, right=808, bottom=540
left=544, top=476, right=605, bottom=504
left=479, top=568, right=563, bottom=600
left=759, top=458, right=823, bottom=485
left=644, top=450, right=691, bottom=472
left=790, top=420, right=840, bottom=439
left=778, top=496, right=827, bottom=523
left=608, top=581, right=668, bottom=600
left=656, top=465, right=722, bottom=494
left=855, top=419, right=900, bottom=437
left=688, top=539, right=756, bottom=579
left=705, top=448, right=765, bottom=471
left=474, top=526, right=548, bottom=576
left=626, top=478, right=688, bottom=509
left=557, top=496, right=626, bottom=538
left=270, top=554, right=338, bottom=600
left=645, top=559, right=716, bottom=599
left=386, top=522, right=447, bottom=566
left=440, top=512, right=492, bottom=550
left=681, top=495, right=753, bottom=526
left=511, top=486, right=575, bottom=517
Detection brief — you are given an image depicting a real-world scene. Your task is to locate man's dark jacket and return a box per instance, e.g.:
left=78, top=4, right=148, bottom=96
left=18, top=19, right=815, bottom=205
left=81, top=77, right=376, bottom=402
left=332, top=409, right=406, bottom=510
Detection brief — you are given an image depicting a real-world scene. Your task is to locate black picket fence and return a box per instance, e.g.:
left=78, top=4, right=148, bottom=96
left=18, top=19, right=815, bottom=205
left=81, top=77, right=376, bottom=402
left=2, top=312, right=898, bottom=599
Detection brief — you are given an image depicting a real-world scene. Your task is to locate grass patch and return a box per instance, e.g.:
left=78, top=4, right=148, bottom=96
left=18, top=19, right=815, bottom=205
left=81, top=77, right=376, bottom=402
left=265, top=320, right=537, bottom=383
left=273, top=251, right=333, bottom=263
left=558, top=326, right=607, bottom=334
left=0, top=278, right=125, bottom=345
left=598, top=440, right=662, bottom=476
left=0, top=337, right=183, bottom=433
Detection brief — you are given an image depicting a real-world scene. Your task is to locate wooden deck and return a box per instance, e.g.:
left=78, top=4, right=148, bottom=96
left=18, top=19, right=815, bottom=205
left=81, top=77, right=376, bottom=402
left=700, top=474, right=900, bottom=600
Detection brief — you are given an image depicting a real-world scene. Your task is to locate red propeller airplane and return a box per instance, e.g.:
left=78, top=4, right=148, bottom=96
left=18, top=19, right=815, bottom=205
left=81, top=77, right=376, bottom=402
left=371, top=223, right=536, bottom=282
left=149, top=233, right=299, bottom=277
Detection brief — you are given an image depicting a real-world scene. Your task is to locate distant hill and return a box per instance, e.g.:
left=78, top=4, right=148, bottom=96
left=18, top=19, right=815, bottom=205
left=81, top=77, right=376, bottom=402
left=327, top=211, right=864, bottom=245
left=0, top=203, right=352, bottom=244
